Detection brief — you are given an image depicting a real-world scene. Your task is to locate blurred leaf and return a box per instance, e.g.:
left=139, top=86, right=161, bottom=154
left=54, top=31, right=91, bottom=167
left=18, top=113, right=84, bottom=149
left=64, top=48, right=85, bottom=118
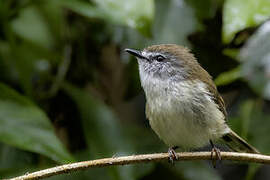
left=246, top=164, right=261, bottom=180
left=0, top=144, right=33, bottom=174
left=116, top=164, right=155, bottom=180
left=94, top=0, right=154, bottom=36
left=185, top=0, right=221, bottom=20
left=228, top=100, right=255, bottom=139
left=60, top=0, right=154, bottom=36
left=248, top=100, right=270, bottom=154
left=222, top=48, right=240, bottom=60
left=116, top=0, right=200, bottom=51
left=59, top=0, right=104, bottom=21
left=152, top=0, right=199, bottom=46
left=62, top=83, right=133, bottom=157
left=228, top=99, right=264, bottom=178
left=238, top=21, right=270, bottom=99
left=229, top=99, right=270, bottom=154
left=0, top=40, right=52, bottom=96
left=0, top=83, right=74, bottom=163
left=239, top=100, right=254, bottom=138
left=0, top=143, right=39, bottom=179
left=11, top=6, right=55, bottom=49
left=39, top=0, right=67, bottom=43
left=214, top=67, right=241, bottom=86
left=223, top=0, right=270, bottom=43
left=174, top=161, right=221, bottom=180
left=0, top=41, right=18, bottom=82
left=63, top=83, right=154, bottom=179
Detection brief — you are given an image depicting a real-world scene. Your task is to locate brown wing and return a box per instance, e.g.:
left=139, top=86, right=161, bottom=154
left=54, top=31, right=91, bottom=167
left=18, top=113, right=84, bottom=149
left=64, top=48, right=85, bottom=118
left=210, top=86, right=228, bottom=120
left=191, top=62, right=228, bottom=120
left=147, top=44, right=228, bottom=120
left=197, top=68, right=227, bottom=120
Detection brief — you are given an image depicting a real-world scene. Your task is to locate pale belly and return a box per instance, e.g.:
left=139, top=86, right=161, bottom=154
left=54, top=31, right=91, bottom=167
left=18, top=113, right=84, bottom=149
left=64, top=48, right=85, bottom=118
left=144, top=81, right=230, bottom=149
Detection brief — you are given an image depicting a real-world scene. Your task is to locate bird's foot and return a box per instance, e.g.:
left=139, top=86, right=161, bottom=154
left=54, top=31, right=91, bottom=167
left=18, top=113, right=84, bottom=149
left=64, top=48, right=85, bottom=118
left=168, top=146, right=178, bottom=164
left=210, top=140, right=221, bottom=168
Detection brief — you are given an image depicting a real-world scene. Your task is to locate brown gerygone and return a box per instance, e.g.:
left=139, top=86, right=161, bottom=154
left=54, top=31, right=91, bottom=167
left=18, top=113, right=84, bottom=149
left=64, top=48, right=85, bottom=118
left=125, top=44, right=259, bottom=163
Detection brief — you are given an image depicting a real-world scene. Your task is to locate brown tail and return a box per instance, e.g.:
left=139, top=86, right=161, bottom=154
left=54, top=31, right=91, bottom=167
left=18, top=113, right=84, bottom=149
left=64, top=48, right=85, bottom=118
left=222, top=130, right=259, bottom=154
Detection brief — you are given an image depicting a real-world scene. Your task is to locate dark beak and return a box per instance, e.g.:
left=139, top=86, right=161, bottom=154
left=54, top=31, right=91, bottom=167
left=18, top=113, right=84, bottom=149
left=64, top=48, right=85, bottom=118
left=125, top=48, right=148, bottom=60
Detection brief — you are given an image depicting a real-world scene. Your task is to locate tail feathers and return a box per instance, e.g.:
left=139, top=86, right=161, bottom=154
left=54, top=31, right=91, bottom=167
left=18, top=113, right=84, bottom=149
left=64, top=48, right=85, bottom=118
left=222, top=130, right=259, bottom=154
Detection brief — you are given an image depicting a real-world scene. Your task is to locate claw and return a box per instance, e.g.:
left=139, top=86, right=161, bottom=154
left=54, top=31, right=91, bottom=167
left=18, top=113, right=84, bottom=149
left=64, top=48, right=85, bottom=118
left=210, top=140, right=221, bottom=168
left=168, top=147, right=178, bottom=164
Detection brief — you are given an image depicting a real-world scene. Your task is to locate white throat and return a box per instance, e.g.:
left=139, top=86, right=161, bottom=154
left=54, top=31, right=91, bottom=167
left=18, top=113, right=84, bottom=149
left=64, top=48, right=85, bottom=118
left=139, top=66, right=229, bottom=149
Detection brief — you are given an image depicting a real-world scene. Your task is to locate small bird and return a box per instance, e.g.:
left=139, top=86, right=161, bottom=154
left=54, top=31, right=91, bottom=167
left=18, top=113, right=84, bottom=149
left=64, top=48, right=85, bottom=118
left=125, top=44, right=259, bottom=164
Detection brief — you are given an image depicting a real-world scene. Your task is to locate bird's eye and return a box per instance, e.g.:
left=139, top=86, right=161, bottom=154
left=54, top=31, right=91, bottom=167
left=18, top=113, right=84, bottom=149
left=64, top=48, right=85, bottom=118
left=155, top=55, right=165, bottom=62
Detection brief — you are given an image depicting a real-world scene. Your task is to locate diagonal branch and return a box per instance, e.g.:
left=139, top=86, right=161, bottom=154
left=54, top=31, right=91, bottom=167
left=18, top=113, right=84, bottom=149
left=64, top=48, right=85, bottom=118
left=10, top=152, right=270, bottom=180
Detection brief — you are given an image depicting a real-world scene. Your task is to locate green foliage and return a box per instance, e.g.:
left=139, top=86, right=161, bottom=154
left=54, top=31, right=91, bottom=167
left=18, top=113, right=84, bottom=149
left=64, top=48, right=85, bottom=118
left=62, top=83, right=133, bottom=157
left=60, top=0, right=154, bottom=36
left=11, top=6, right=55, bottom=49
left=239, top=21, right=270, bottom=99
left=0, top=83, right=73, bottom=163
left=185, top=0, right=222, bottom=19
left=223, top=0, right=270, bottom=43
left=174, top=161, right=221, bottom=180
left=0, top=0, right=270, bottom=179
left=63, top=83, right=155, bottom=179
left=152, top=0, right=198, bottom=46
left=214, top=67, right=241, bottom=86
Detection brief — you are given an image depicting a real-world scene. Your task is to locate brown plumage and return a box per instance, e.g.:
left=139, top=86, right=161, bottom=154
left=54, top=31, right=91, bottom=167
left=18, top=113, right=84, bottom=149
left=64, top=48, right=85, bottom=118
left=146, top=44, right=227, bottom=118
left=127, top=44, right=259, bottom=156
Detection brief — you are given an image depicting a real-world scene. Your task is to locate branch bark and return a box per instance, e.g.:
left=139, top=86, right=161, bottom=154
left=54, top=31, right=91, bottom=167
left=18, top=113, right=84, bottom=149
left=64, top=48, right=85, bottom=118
left=10, top=152, right=270, bottom=180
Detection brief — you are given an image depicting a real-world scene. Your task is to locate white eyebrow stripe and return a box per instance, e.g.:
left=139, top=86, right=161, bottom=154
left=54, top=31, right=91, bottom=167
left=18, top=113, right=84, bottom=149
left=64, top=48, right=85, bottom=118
left=142, top=51, right=165, bottom=58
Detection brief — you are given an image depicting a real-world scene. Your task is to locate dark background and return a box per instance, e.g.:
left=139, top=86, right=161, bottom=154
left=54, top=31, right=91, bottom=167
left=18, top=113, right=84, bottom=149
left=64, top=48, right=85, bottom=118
left=1, top=0, right=270, bottom=179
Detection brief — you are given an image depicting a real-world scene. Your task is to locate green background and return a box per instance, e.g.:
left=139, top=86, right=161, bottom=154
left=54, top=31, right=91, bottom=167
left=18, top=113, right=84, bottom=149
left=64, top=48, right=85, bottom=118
left=0, top=0, right=270, bottom=179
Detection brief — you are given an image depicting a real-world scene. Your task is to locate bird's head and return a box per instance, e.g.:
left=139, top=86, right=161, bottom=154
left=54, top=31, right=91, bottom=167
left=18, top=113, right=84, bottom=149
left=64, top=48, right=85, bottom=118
left=125, top=44, right=198, bottom=81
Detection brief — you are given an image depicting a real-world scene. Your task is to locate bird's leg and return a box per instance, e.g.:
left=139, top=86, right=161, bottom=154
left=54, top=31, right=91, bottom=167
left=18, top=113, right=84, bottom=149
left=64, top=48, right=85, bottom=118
left=210, top=140, right=221, bottom=168
left=168, top=146, right=179, bottom=164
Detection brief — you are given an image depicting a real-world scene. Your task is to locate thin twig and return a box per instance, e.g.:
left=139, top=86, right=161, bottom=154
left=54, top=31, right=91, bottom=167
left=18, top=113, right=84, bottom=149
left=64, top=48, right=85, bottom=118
left=49, top=45, right=72, bottom=97
left=9, top=152, right=270, bottom=180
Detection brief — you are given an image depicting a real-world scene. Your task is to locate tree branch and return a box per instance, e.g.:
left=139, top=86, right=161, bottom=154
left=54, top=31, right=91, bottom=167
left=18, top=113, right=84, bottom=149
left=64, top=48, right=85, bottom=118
left=10, top=152, right=270, bottom=180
